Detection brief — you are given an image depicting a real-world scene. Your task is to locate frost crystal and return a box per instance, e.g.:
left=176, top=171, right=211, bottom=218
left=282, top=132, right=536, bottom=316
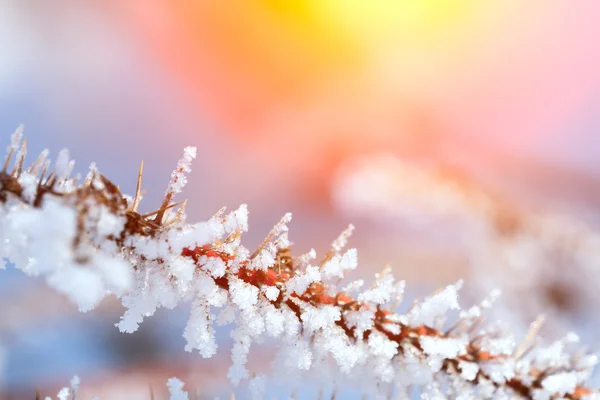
left=541, top=372, right=578, bottom=397
left=1, top=132, right=596, bottom=398
left=404, top=281, right=462, bottom=326
left=54, top=148, right=72, bottom=180
left=421, top=336, right=467, bottom=358
left=322, top=248, right=358, bottom=279
left=56, top=387, right=69, bottom=400
left=263, top=285, right=280, bottom=301
left=458, top=360, right=479, bottom=381
left=167, top=377, right=189, bottom=400
left=167, top=146, right=197, bottom=196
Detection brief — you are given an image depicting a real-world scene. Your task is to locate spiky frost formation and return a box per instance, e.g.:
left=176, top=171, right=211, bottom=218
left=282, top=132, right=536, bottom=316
left=1, top=130, right=597, bottom=398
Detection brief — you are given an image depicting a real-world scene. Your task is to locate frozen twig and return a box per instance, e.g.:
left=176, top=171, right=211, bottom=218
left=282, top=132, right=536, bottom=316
left=1, top=131, right=597, bottom=399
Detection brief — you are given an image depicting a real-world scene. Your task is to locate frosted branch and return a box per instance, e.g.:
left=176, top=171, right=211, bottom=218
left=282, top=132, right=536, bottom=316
left=1, top=132, right=596, bottom=398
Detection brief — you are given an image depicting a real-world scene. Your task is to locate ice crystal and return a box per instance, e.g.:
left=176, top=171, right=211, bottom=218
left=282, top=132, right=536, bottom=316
left=1, top=130, right=597, bottom=398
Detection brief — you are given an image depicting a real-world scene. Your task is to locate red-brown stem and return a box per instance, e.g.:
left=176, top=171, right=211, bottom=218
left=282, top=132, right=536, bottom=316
left=181, top=245, right=592, bottom=399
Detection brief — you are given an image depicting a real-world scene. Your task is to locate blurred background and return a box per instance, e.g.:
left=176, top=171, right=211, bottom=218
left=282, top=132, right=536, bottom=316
left=1, top=1, right=600, bottom=398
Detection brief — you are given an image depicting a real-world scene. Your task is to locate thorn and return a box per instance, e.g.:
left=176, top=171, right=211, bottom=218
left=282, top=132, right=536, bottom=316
left=445, top=318, right=465, bottom=335
left=211, top=206, right=227, bottom=221
left=332, top=224, right=355, bottom=252
left=224, top=227, right=241, bottom=244
left=514, top=314, right=546, bottom=360
left=129, top=160, right=144, bottom=212
left=320, top=224, right=354, bottom=266
left=2, top=149, right=13, bottom=173
left=45, top=172, right=56, bottom=188
left=250, top=213, right=292, bottom=260
left=153, top=195, right=172, bottom=223
left=40, top=160, right=50, bottom=182
left=84, top=169, right=96, bottom=188
left=142, top=201, right=182, bottom=219
left=37, top=170, right=46, bottom=193
left=83, top=162, right=98, bottom=186
left=467, top=316, right=484, bottom=335
left=3, top=124, right=24, bottom=172
left=163, top=199, right=188, bottom=228
left=154, top=176, right=176, bottom=224
left=28, top=149, right=49, bottom=175
left=172, top=198, right=187, bottom=223
left=12, top=137, right=27, bottom=177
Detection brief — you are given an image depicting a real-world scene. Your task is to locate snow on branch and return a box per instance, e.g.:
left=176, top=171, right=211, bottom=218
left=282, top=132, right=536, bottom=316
left=1, top=129, right=597, bottom=399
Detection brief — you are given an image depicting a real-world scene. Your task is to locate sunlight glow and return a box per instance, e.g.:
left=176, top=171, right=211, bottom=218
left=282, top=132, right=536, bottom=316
left=306, top=0, right=474, bottom=43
